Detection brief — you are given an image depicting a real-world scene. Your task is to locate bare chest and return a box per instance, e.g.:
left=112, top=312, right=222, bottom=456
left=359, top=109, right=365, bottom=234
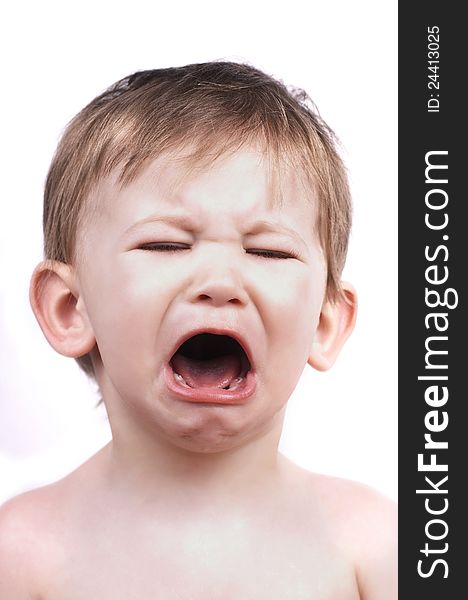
left=40, top=522, right=360, bottom=600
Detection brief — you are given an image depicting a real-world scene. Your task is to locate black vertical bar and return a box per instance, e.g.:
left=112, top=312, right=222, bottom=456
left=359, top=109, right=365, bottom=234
left=399, top=3, right=466, bottom=597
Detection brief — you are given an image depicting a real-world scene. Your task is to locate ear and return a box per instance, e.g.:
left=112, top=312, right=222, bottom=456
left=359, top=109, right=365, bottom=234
left=29, top=261, right=96, bottom=358
left=308, top=282, right=357, bottom=371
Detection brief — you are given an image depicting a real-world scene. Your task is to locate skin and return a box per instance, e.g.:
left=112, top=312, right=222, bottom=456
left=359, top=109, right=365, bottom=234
left=0, top=147, right=396, bottom=599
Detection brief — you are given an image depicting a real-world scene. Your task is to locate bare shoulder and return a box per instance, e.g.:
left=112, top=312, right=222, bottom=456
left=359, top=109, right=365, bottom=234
left=309, top=472, right=396, bottom=527
left=0, top=448, right=107, bottom=599
left=309, top=473, right=397, bottom=600
left=0, top=484, right=63, bottom=599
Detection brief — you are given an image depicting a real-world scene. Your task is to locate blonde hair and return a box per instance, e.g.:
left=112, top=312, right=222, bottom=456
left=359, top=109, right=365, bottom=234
left=43, top=61, right=352, bottom=377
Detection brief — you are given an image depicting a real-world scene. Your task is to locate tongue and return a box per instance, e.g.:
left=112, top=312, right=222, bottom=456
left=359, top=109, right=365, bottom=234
left=171, top=353, right=242, bottom=389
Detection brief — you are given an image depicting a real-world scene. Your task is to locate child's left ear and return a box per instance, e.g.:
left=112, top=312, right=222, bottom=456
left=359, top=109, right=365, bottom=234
left=308, top=282, right=357, bottom=371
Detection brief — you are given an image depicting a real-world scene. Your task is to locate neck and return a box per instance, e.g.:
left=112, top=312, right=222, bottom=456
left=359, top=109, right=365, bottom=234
left=102, top=398, right=286, bottom=508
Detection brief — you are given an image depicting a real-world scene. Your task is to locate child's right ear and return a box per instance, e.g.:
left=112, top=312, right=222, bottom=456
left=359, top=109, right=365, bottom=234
left=29, top=261, right=96, bottom=358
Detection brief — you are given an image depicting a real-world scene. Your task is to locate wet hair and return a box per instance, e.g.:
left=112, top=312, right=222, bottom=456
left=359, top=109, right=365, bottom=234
left=42, top=61, right=352, bottom=377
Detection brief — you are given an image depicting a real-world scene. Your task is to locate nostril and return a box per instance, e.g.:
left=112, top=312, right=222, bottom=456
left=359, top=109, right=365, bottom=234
left=197, top=293, right=241, bottom=304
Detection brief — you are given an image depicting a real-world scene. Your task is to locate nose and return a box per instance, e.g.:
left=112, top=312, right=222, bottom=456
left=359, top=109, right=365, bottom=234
left=187, top=257, right=249, bottom=307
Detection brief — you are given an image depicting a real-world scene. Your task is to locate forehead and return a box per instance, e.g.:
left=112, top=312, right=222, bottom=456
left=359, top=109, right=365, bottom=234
left=88, top=146, right=319, bottom=239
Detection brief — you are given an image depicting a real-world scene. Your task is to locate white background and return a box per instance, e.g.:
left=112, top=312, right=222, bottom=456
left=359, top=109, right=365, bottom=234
left=0, top=0, right=397, bottom=504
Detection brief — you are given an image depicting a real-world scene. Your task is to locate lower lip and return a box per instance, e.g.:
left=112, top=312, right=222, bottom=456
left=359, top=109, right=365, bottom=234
left=164, top=364, right=257, bottom=405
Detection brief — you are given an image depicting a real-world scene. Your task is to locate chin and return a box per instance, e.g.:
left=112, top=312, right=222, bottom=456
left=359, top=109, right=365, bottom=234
left=158, top=411, right=251, bottom=453
left=152, top=392, right=285, bottom=456
left=160, top=429, right=247, bottom=454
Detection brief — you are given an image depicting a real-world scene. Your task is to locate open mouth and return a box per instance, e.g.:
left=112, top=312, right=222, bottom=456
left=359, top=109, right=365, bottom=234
left=166, top=333, right=256, bottom=403
left=170, top=333, right=251, bottom=390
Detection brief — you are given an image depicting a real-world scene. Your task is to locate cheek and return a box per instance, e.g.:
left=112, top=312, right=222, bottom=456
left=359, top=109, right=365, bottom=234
left=88, top=256, right=173, bottom=315
left=261, top=267, right=325, bottom=394
left=81, top=259, right=170, bottom=373
left=261, top=265, right=324, bottom=334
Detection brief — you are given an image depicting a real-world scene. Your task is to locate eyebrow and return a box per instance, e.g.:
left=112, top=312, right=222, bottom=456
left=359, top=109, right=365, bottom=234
left=122, top=214, right=201, bottom=237
left=245, top=220, right=308, bottom=248
left=122, top=215, right=308, bottom=248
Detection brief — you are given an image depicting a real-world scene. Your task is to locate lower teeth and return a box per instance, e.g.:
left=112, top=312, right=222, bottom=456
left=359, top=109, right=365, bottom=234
left=226, top=376, right=244, bottom=391
left=174, top=372, right=191, bottom=388
left=173, top=371, right=245, bottom=391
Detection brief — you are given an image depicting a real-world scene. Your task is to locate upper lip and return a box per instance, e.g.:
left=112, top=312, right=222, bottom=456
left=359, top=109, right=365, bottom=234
left=167, top=326, right=255, bottom=372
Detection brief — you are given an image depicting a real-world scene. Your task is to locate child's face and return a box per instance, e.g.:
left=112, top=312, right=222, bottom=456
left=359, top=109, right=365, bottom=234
left=76, top=147, right=327, bottom=451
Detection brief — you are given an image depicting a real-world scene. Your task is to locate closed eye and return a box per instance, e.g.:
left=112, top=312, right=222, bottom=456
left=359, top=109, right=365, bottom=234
left=137, top=244, right=297, bottom=259
left=246, top=249, right=298, bottom=259
left=138, top=243, right=190, bottom=252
